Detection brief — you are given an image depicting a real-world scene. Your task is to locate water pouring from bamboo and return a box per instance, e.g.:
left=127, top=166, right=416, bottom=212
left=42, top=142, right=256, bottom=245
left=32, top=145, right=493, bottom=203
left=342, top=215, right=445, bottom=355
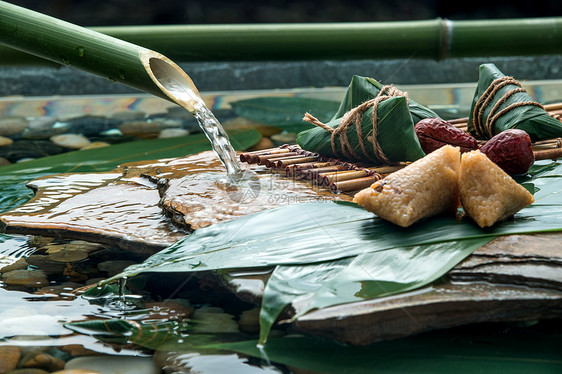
left=0, top=1, right=242, bottom=177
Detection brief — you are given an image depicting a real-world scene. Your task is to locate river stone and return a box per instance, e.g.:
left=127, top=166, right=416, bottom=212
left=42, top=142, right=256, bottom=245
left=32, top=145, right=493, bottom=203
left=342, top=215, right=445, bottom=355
left=0, top=136, right=13, bottom=146
left=158, top=128, right=190, bottom=138
left=0, top=346, right=21, bottom=373
left=0, top=157, right=10, bottom=166
left=96, top=260, right=136, bottom=276
left=149, top=117, right=183, bottom=128
left=0, top=140, right=65, bottom=162
left=19, top=350, right=65, bottom=372
left=65, top=356, right=159, bottom=374
left=50, top=134, right=91, bottom=149
left=25, top=255, right=66, bottom=274
left=52, top=370, right=101, bottom=374
left=80, top=141, right=111, bottom=150
left=22, top=117, right=63, bottom=139
left=111, top=110, right=146, bottom=122
left=1, top=269, right=49, bottom=288
left=57, top=345, right=102, bottom=358
left=0, top=117, right=28, bottom=136
left=118, top=121, right=162, bottom=137
left=0, top=258, right=28, bottom=273
left=58, top=116, right=122, bottom=137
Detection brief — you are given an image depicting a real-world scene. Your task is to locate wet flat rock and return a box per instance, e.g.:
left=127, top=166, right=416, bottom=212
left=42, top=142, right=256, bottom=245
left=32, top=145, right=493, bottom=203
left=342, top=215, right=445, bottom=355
left=0, top=171, right=186, bottom=255
left=138, top=151, right=352, bottom=229
left=0, top=151, right=348, bottom=253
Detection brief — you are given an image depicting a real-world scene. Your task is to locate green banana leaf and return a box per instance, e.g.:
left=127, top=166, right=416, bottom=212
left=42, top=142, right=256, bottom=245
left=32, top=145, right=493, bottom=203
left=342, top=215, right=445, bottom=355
left=258, top=258, right=354, bottom=344
left=0, top=129, right=261, bottom=213
left=230, top=96, right=340, bottom=133
left=258, top=237, right=490, bottom=344
left=467, top=63, right=562, bottom=140
left=297, top=75, right=436, bottom=163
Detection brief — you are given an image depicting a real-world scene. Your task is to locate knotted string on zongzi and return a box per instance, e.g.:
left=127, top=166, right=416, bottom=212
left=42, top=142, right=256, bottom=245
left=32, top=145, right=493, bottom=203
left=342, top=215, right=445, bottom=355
left=303, top=86, right=407, bottom=164
left=472, top=76, right=545, bottom=139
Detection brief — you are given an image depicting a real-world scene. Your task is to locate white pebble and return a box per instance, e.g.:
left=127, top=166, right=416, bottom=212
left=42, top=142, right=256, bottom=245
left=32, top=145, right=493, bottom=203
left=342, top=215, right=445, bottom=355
left=158, top=128, right=190, bottom=138
left=50, top=134, right=91, bottom=149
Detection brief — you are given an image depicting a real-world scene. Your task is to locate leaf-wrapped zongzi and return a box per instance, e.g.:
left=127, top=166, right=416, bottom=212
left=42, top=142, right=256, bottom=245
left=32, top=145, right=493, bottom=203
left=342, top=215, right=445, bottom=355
left=468, top=63, right=562, bottom=140
left=297, top=75, right=437, bottom=164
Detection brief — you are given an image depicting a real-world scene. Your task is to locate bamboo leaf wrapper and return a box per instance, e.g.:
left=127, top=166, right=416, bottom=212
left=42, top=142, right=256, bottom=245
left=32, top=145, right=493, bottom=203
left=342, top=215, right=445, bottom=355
left=297, top=76, right=436, bottom=164
left=467, top=63, right=562, bottom=140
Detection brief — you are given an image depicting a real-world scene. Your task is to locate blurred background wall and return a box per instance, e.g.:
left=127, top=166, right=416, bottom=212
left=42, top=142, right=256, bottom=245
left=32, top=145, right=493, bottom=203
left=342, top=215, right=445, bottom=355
left=6, top=0, right=562, bottom=25
left=2, top=0, right=562, bottom=96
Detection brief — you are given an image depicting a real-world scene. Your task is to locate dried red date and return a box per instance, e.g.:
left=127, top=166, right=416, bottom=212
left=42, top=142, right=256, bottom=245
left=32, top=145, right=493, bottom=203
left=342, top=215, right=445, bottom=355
left=415, top=118, right=478, bottom=154
left=480, top=129, right=534, bottom=175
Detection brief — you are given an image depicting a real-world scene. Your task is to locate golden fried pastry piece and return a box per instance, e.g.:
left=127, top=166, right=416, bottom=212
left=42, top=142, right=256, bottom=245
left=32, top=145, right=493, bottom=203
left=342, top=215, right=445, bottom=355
left=353, top=145, right=461, bottom=227
left=459, top=150, right=534, bottom=228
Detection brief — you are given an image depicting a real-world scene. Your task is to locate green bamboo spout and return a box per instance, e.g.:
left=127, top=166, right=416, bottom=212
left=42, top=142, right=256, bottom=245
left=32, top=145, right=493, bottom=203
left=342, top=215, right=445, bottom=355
left=0, top=1, right=202, bottom=113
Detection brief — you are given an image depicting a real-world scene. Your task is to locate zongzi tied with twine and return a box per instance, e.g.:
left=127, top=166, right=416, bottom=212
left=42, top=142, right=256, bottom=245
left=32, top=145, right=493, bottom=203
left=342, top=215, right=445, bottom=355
left=468, top=63, right=562, bottom=140
left=297, top=75, right=437, bottom=164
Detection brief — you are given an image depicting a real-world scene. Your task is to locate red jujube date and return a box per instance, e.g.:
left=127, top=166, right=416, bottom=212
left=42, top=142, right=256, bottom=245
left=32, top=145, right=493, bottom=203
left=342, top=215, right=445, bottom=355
left=415, top=118, right=478, bottom=154
left=479, top=129, right=534, bottom=175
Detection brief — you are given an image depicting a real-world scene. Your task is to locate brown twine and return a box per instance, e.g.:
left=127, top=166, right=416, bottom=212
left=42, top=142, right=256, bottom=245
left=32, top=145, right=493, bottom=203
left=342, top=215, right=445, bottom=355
left=303, top=85, right=407, bottom=164
left=472, top=76, right=545, bottom=138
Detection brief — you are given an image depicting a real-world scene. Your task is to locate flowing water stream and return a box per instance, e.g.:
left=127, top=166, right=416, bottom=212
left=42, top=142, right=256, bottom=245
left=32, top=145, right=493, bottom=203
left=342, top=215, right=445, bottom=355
left=146, top=55, right=243, bottom=179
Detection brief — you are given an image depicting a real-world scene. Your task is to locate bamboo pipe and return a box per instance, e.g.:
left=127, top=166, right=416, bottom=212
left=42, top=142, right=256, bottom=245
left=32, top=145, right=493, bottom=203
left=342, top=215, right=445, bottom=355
left=2, top=15, right=562, bottom=65
left=0, top=1, right=202, bottom=114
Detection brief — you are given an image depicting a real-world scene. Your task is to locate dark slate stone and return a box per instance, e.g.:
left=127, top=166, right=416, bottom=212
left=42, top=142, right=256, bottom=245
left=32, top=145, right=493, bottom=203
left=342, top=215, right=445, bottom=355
left=57, top=115, right=123, bottom=137
left=0, top=140, right=65, bottom=162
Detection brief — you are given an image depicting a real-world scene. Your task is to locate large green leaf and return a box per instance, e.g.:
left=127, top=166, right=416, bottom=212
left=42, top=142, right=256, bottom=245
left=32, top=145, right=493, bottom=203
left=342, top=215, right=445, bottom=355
left=258, top=238, right=490, bottom=344
left=0, top=129, right=261, bottom=213
left=258, top=258, right=354, bottom=344
left=230, top=96, right=340, bottom=133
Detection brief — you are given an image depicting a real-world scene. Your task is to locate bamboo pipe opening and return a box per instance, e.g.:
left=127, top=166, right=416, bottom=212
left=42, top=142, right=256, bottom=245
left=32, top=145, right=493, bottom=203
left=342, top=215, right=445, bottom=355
left=140, top=50, right=202, bottom=114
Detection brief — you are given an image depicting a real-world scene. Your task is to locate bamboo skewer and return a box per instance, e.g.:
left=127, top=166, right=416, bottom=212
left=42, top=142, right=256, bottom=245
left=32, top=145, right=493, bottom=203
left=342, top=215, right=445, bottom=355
left=273, top=156, right=320, bottom=168
left=534, top=148, right=562, bottom=161
left=331, top=176, right=381, bottom=192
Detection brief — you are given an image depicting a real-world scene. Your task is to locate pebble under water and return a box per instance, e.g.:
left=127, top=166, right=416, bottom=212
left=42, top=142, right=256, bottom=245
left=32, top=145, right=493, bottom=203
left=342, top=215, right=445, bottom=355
left=0, top=234, right=289, bottom=373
